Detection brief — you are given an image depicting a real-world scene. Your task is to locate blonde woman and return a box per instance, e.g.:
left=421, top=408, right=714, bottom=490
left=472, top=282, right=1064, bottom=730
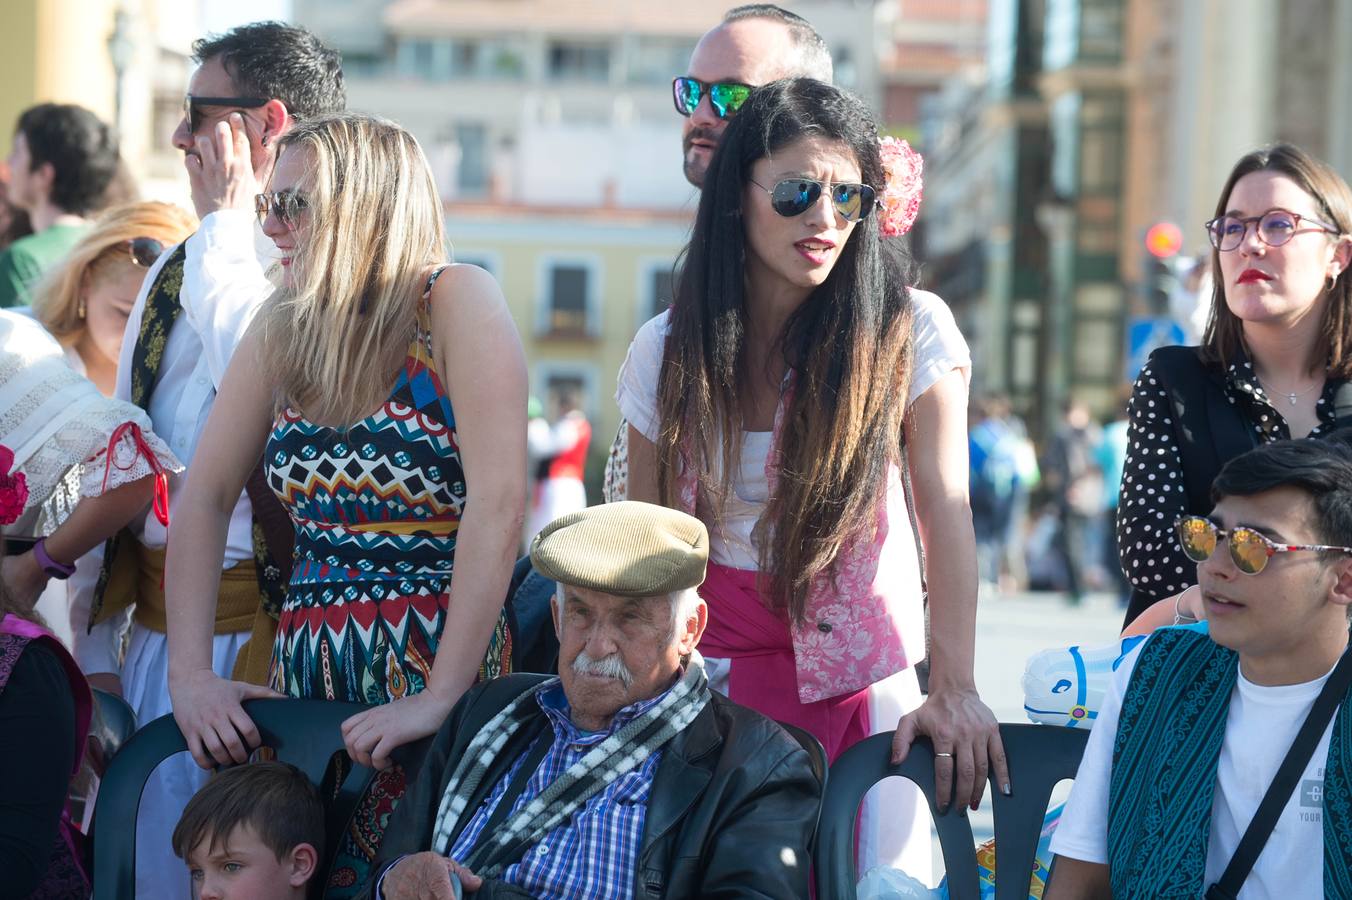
left=32, top=201, right=196, bottom=395
left=165, top=114, right=526, bottom=876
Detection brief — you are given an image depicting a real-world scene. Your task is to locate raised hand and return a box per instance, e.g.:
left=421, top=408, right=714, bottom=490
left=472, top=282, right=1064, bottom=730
left=186, top=113, right=261, bottom=218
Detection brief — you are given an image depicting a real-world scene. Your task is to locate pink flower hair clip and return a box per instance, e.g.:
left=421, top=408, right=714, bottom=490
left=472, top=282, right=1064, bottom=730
left=0, top=444, right=28, bottom=526
left=877, top=136, right=924, bottom=237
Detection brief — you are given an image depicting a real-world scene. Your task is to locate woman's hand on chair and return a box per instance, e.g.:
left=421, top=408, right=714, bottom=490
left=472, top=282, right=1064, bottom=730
left=169, top=667, right=283, bottom=769
left=341, top=687, right=458, bottom=771
left=891, top=685, right=1009, bottom=813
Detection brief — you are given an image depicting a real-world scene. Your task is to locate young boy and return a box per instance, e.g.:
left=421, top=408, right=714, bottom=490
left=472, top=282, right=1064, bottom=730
left=1047, top=436, right=1352, bottom=898
left=171, top=761, right=324, bottom=900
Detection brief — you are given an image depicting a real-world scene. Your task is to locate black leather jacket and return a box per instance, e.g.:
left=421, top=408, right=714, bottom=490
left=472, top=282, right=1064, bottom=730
left=364, top=674, right=819, bottom=900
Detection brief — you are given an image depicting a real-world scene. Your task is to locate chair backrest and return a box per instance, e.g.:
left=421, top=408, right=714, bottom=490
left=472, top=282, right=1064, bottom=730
left=506, top=554, right=560, bottom=674
left=89, top=688, right=137, bottom=771
left=814, top=723, right=1088, bottom=900
left=91, top=698, right=371, bottom=899
left=987, top=724, right=1089, bottom=900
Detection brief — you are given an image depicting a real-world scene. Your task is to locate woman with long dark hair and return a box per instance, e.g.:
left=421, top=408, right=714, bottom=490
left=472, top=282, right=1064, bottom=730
left=619, top=78, right=1003, bottom=871
left=1119, top=143, right=1352, bottom=628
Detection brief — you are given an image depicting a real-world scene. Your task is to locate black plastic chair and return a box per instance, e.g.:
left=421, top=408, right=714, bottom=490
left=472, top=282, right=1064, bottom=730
left=90, top=688, right=138, bottom=764
left=91, top=698, right=373, bottom=899
left=505, top=554, right=560, bottom=674
left=814, top=723, right=1088, bottom=900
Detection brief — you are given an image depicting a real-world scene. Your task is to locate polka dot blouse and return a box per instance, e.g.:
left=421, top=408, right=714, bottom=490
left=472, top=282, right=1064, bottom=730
left=1117, top=351, right=1341, bottom=610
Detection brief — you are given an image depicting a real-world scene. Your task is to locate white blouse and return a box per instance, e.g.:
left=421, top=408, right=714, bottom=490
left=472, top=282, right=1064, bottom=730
left=616, top=288, right=971, bottom=568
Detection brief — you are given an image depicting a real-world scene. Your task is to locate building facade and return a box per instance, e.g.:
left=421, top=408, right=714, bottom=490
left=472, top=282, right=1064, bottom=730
left=0, top=0, right=199, bottom=205
left=919, top=0, right=1352, bottom=436
left=293, top=0, right=891, bottom=491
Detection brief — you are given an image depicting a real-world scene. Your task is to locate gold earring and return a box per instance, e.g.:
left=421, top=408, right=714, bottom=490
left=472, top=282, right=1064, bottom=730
left=77, top=300, right=86, bottom=319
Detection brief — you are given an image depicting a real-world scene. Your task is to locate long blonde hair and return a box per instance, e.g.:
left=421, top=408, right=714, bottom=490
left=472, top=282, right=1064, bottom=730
left=255, top=113, right=447, bottom=425
left=33, top=201, right=196, bottom=345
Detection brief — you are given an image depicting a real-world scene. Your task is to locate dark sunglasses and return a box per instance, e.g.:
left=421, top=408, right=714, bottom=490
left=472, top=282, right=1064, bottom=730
left=126, top=237, right=165, bottom=268
left=184, top=94, right=269, bottom=133
left=1175, top=514, right=1352, bottom=575
left=672, top=77, right=753, bottom=120
left=750, top=178, right=877, bottom=222
left=254, top=190, right=310, bottom=229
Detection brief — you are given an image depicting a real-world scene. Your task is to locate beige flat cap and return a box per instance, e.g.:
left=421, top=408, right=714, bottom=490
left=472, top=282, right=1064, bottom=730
left=530, top=501, right=709, bottom=597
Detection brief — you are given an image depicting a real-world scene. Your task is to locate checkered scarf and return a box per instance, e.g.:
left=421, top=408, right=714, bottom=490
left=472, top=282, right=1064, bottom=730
left=430, top=652, right=710, bottom=875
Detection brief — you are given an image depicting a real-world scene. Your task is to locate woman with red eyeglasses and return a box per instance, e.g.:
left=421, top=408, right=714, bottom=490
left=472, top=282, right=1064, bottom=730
left=1120, top=144, right=1352, bottom=631
left=619, top=79, right=1002, bottom=874
left=32, top=201, right=197, bottom=396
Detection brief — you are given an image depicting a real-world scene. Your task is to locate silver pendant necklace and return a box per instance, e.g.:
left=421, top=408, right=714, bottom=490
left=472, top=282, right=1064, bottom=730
left=1256, top=375, right=1320, bottom=406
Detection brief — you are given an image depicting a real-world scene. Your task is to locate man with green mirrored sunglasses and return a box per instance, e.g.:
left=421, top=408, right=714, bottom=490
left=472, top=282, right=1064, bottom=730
left=676, top=4, right=832, bottom=188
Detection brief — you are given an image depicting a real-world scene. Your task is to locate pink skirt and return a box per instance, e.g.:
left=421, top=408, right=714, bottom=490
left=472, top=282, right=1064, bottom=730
left=699, top=562, right=871, bottom=762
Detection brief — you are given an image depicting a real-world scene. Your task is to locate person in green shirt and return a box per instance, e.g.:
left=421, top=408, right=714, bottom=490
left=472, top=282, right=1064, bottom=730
left=0, top=104, right=119, bottom=308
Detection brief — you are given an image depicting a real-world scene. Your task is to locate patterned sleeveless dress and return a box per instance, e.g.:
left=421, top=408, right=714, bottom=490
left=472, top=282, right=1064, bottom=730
left=265, top=268, right=513, bottom=894
left=265, top=267, right=511, bottom=703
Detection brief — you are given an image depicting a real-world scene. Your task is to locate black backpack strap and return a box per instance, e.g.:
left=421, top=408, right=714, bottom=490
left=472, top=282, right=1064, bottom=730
left=1206, top=640, right=1352, bottom=899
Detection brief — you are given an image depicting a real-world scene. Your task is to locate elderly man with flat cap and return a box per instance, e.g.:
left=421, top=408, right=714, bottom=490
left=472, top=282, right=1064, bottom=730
left=366, top=501, right=819, bottom=900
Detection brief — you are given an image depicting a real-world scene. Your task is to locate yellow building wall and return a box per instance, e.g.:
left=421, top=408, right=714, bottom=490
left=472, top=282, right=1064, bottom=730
left=446, top=214, right=690, bottom=498
left=0, top=0, right=119, bottom=149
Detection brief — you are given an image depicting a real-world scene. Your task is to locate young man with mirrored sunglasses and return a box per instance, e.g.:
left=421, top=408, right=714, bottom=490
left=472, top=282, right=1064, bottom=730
left=1047, top=434, right=1352, bottom=899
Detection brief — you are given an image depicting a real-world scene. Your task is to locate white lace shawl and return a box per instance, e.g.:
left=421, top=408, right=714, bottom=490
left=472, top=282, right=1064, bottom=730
left=0, top=311, right=183, bottom=534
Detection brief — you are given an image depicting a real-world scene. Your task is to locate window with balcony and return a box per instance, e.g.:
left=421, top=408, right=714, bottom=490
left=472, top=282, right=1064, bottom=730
left=455, top=123, right=488, bottom=195
left=548, top=41, right=611, bottom=82
left=632, top=258, right=677, bottom=329
left=540, top=259, right=598, bottom=337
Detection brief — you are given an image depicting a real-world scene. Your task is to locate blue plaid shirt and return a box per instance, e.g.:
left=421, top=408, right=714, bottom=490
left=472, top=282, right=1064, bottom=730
left=446, top=681, right=668, bottom=900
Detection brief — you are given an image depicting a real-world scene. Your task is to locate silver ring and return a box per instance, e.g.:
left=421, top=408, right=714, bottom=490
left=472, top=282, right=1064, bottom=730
left=934, top=751, right=954, bottom=758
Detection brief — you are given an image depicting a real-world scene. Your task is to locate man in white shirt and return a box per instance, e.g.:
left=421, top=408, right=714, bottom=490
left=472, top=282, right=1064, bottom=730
left=64, top=22, right=345, bottom=897
left=1047, top=436, right=1352, bottom=899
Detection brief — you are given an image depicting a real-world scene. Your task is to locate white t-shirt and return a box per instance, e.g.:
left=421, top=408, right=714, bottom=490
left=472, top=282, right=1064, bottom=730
left=615, top=289, right=970, bottom=568
left=1052, top=636, right=1335, bottom=899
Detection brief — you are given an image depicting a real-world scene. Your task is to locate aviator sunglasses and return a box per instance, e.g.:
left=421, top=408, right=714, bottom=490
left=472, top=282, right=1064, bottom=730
left=255, top=190, right=310, bottom=229
left=751, top=178, right=877, bottom=222
left=672, top=77, right=753, bottom=120
left=125, top=237, right=165, bottom=268
left=1175, top=514, right=1352, bottom=575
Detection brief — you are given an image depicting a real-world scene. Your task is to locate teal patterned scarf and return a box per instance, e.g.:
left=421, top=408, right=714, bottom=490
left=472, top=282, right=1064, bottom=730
left=1107, top=625, right=1352, bottom=897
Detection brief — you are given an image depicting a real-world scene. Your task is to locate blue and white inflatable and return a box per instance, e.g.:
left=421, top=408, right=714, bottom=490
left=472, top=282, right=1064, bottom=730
left=1021, top=635, right=1146, bottom=729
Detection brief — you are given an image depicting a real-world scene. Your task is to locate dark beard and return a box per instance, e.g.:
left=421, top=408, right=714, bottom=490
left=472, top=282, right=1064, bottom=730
left=681, top=126, right=720, bottom=188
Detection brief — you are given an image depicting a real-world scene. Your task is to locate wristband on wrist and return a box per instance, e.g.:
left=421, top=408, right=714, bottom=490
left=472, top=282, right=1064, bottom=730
left=32, top=537, right=76, bottom=580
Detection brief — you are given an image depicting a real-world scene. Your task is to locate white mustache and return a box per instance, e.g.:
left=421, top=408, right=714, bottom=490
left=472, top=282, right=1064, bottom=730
left=572, top=651, right=634, bottom=688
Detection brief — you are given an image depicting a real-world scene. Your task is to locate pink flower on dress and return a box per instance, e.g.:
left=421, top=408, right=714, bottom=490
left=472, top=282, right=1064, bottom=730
left=877, top=136, right=924, bottom=238
left=0, top=445, right=28, bottom=526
